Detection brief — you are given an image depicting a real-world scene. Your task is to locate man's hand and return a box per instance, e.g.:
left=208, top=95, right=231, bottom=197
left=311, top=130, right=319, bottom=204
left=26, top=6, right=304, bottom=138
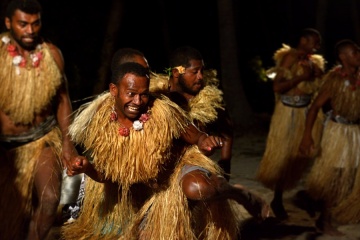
left=299, top=135, right=314, bottom=157
left=66, top=155, right=90, bottom=176
left=198, top=134, right=223, bottom=156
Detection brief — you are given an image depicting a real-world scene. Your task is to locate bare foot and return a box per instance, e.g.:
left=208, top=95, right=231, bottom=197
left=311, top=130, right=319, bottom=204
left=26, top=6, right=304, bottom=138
left=316, top=217, right=344, bottom=236
left=270, top=199, right=288, bottom=220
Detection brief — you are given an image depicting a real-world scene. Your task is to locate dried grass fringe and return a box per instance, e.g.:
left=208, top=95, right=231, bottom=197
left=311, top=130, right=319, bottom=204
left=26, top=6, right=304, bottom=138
left=256, top=101, right=324, bottom=190
left=0, top=128, right=62, bottom=240
left=0, top=32, right=62, bottom=124
left=62, top=146, right=241, bottom=240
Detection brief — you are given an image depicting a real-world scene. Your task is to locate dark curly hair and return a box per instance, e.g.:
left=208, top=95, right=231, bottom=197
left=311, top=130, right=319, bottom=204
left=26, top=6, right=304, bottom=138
left=6, top=0, right=42, bottom=19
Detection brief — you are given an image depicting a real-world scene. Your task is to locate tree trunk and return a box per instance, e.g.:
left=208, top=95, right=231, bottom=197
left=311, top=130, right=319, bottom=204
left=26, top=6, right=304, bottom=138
left=217, top=0, right=253, bottom=133
left=92, top=0, right=123, bottom=94
left=350, top=0, right=360, bottom=43
left=315, top=0, right=328, bottom=53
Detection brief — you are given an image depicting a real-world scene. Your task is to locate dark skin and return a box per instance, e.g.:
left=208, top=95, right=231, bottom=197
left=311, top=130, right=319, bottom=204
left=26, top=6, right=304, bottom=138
left=67, top=71, right=270, bottom=221
left=273, top=35, right=324, bottom=95
left=269, top=33, right=324, bottom=220
left=169, top=59, right=233, bottom=180
left=299, top=43, right=360, bottom=236
left=2, top=9, right=78, bottom=240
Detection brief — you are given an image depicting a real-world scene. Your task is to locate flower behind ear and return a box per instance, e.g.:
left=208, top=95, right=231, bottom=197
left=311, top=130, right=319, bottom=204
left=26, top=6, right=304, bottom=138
left=175, top=66, right=185, bottom=74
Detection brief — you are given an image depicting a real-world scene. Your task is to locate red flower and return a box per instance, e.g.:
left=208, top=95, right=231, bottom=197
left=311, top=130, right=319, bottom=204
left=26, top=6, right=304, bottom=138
left=32, top=52, right=43, bottom=67
left=110, top=112, right=117, bottom=121
left=7, top=44, right=16, bottom=52
left=139, top=113, right=150, bottom=123
left=19, top=58, right=26, bottom=67
left=118, top=126, right=130, bottom=136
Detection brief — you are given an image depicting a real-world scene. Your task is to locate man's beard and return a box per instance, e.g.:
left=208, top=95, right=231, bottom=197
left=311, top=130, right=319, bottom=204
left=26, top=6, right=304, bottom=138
left=10, top=29, right=40, bottom=51
left=178, top=75, right=202, bottom=96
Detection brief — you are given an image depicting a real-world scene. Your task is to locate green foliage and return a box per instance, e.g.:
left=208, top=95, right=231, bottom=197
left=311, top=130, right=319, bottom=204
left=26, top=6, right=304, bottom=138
left=163, top=67, right=172, bottom=77
left=249, top=56, right=269, bottom=82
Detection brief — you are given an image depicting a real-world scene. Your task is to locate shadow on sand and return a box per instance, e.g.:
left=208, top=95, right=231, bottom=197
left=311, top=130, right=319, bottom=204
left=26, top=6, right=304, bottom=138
left=239, top=217, right=317, bottom=240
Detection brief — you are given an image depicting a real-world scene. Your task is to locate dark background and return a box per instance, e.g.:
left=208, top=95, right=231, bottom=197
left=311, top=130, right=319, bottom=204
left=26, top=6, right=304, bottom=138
left=2, top=0, right=360, bottom=129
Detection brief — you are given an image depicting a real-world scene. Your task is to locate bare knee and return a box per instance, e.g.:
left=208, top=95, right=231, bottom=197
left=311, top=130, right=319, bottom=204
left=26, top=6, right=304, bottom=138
left=181, top=170, right=217, bottom=200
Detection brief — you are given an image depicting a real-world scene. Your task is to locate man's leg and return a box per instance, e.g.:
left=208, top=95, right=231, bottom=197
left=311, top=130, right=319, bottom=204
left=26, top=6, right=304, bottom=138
left=180, top=168, right=270, bottom=221
left=27, top=147, right=62, bottom=240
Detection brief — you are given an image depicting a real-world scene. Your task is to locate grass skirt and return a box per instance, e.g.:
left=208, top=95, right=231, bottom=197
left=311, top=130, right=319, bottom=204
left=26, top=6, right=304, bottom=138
left=256, top=101, right=323, bottom=190
left=306, top=120, right=360, bottom=223
left=0, top=128, right=61, bottom=239
left=61, top=146, right=241, bottom=240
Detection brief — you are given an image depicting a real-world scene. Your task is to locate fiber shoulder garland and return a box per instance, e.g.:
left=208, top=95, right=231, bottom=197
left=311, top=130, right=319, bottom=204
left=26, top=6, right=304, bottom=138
left=321, top=66, right=360, bottom=121
left=69, top=92, right=190, bottom=185
left=149, top=71, right=169, bottom=93
left=145, top=69, right=225, bottom=125
left=266, top=44, right=326, bottom=96
left=188, top=69, right=225, bottom=124
left=0, top=32, right=62, bottom=124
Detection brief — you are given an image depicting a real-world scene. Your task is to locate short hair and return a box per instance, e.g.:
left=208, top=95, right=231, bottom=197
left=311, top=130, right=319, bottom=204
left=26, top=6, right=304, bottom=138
left=111, top=62, right=150, bottom=85
left=111, top=48, right=145, bottom=73
left=169, top=46, right=203, bottom=68
left=334, top=39, right=357, bottom=63
left=300, top=28, right=321, bottom=38
left=6, top=0, right=42, bottom=19
left=300, top=28, right=321, bottom=43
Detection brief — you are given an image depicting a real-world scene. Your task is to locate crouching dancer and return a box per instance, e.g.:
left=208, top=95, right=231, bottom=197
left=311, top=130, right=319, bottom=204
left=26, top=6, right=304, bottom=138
left=62, top=62, right=269, bottom=239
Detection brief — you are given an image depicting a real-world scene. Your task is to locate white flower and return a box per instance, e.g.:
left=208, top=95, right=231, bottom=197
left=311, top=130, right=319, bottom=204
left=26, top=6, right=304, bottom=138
left=12, top=55, right=23, bottom=65
left=30, top=54, right=39, bottom=62
left=344, top=80, right=350, bottom=87
left=133, top=120, right=143, bottom=131
left=266, top=72, right=277, bottom=79
left=1, top=36, right=10, bottom=44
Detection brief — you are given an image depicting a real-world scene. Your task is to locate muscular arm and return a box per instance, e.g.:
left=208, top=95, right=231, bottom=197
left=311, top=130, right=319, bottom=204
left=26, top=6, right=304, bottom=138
left=299, top=89, right=330, bottom=155
left=49, top=44, right=78, bottom=167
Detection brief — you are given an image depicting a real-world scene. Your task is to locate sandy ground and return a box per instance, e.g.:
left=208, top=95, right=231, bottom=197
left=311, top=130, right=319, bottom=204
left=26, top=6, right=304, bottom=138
left=48, top=130, right=360, bottom=240
left=219, top=131, right=360, bottom=240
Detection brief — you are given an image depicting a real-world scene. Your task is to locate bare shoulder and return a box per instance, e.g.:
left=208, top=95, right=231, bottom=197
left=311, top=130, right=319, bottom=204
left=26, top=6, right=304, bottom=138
left=281, top=50, right=297, bottom=67
left=45, top=42, right=65, bottom=72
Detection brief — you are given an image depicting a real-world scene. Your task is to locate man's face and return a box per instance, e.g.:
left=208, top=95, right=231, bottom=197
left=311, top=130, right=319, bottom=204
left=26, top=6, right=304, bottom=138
left=5, top=9, right=42, bottom=50
left=344, top=44, right=360, bottom=67
left=304, top=35, right=321, bottom=54
left=178, top=59, right=205, bottom=96
left=111, top=73, right=150, bottom=121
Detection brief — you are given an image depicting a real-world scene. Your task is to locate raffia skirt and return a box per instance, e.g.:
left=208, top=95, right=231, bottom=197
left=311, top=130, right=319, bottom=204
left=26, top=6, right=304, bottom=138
left=306, top=120, right=360, bottom=223
left=0, top=128, right=62, bottom=240
left=256, top=101, right=324, bottom=191
left=61, top=146, right=241, bottom=240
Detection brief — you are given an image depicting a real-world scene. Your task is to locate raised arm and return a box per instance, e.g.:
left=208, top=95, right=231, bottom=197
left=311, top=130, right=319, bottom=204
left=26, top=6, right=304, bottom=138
left=273, top=53, right=314, bottom=94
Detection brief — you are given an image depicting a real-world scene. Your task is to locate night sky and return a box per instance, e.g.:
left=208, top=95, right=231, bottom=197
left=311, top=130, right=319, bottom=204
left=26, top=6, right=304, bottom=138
left=2, top=0, right=359, bottom=114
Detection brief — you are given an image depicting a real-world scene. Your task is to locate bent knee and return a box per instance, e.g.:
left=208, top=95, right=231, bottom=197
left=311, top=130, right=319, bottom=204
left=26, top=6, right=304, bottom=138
left=181, top=170, right=217, bottom=200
